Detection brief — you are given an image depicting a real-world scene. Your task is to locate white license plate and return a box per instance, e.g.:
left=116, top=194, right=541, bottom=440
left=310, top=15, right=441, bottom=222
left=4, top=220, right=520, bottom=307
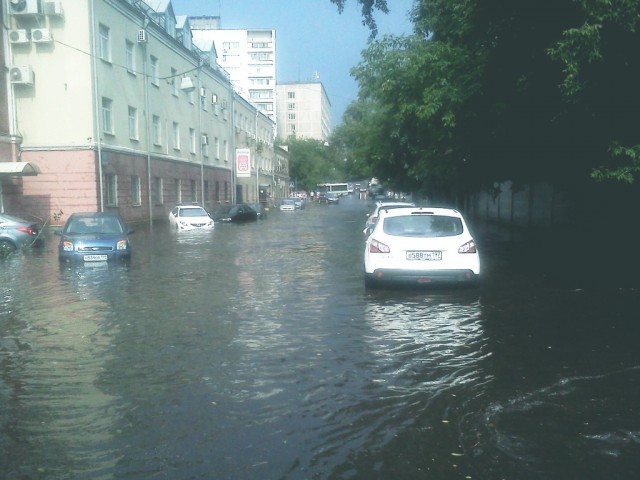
left=406, top=250, right=442, bottom=261
left=83, top=254, right=108, bottom=262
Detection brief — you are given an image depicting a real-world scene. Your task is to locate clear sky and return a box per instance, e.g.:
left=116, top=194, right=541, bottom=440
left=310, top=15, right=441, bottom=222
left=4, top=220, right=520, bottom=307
left=169, top=0, right=414, bottom=126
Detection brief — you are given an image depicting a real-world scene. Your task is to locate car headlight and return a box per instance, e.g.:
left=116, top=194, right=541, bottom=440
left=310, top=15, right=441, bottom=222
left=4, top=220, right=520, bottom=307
left=116, top=240, right=128, bottom=251
left=62, top=240, right=74, bottom=252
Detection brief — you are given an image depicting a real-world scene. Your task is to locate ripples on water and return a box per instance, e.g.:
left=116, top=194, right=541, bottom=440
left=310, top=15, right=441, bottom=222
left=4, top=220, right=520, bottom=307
left=2, top=199, right=640, bottom=479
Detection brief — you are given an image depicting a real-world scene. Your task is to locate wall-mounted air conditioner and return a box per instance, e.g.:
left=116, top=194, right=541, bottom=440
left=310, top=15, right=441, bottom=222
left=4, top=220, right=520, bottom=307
left=9, top=0, right=41, bottom=15
left=137, top=29, right=147, bottom=43
left=44, top=0, right=63, bottom=16
left=9, top=66, right=34, bottom=86
left=31, top=28, right=53, bottom=43
left=8, top=29, right=29, bottom=44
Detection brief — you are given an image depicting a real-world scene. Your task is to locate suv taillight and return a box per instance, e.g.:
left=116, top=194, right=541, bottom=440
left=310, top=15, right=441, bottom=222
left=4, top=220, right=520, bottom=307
left=458, top=240, right=477, bottom=253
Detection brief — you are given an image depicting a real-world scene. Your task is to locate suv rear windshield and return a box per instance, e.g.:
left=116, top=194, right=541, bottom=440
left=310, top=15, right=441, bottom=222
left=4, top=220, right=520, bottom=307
left=383, top=215, right=463, bottom=237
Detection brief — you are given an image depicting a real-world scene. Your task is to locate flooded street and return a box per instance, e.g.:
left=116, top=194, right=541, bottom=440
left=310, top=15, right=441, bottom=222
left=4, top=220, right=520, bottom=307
left=2, top=197, right=640, bottom=479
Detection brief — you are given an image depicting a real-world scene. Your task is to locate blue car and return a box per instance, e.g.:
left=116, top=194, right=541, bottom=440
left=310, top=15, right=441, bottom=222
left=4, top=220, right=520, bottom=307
left=56, top=212, right=133, bottom=263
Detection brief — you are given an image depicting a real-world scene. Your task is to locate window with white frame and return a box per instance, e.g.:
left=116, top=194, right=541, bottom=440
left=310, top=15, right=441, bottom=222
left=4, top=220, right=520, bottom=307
left=288, top=113, right=296, bottom=120
left=102, top=97, right=114, bottom=135
left=171, top=68, right=178, bottom=96
left=223, top=140, right=228, bottom=162
left=287, top=91, right=295, bottom=99
left=215, top=137, right=220, bottom=159
left=104, top=174, right=117, bottom=206
left=152, top=115, right=161, bottom=145
left=190, top=179, right=197, bottom=202
left=288, top=103, right=295, bottom=110
left=150, top=56, right=159, bottom=86
left=125, top=40, right=135, bottom=73
left=128, top=106, right=138, bottom=140
left=172, top=122, right=180, bottom=150
left=189, top=128, right=196, bottom=153
left=202, top=134, right=209, bottom=157
left=99, top=24, right=111, bottom=62
left=130, top=175, right=141, bottom=206
left=154, top=177, right=163, bottom=205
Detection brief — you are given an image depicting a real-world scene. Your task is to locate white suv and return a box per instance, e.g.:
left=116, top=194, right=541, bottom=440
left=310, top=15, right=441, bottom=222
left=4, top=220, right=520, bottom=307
left=364, top=207, right=480, bottom=287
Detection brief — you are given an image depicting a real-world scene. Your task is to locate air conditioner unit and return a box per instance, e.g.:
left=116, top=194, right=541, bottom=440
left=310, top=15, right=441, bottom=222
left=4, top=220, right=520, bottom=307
left=31, top=28, right=53, bottom=43
left=8, top=29, right=29, bottom=44
left=9, top=0, right=41, bottom=15
left=9, top=66, right=34, bottom=86
left=44, top=0, right=63, bottom=15
left=201, top=135, right=209, bottom=145
left=137, top=29, right=147, bottom=43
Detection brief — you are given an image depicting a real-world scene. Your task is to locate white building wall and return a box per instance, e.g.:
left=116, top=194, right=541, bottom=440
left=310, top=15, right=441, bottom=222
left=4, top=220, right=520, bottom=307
left=276, top=82, right=331, bottom=141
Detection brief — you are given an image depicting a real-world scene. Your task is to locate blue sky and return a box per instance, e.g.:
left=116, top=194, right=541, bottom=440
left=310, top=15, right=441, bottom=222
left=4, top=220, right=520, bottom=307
left=170, top=0, right=414, bottom=126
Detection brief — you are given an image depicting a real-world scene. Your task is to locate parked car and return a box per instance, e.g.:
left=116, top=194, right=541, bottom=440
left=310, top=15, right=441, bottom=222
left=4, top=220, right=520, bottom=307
left=0, top=213, right=43, bottom=256
left=247, top=203, right=267, bottom=220
left=364, top=201, right=416, bottom=235
left=325, top=192, right=340, bottom=204
left=56, top=212, right=133, bottom=263
left=292, top=197, right=306, bottom=210
left=280, top=199, right=296, bottom=211
left=364, top=207, right=480, bottom=288
left=168, top=205, right=214, bottom=230
left=317, top=193, right=328, bottom=203
left=210, top=203, right=259, bottom=223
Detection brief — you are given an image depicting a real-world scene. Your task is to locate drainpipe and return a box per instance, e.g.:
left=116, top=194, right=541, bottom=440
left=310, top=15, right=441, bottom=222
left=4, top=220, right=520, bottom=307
left=142, top=40, right=152, bottom=227
left=89, top=0, right=104, bottom=212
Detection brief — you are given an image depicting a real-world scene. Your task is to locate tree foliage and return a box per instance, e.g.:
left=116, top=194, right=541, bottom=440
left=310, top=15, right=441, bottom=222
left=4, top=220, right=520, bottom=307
left=336, top=0, right=640, bottom=197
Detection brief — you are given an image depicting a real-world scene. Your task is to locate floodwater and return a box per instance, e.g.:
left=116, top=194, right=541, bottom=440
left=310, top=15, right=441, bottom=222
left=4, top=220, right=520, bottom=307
left=2, top=197, right=639, bottom=479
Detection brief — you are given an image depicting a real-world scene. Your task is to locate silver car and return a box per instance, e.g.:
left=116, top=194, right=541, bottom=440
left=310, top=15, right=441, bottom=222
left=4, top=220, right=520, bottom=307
left=0, top=213, right=43, bottom=256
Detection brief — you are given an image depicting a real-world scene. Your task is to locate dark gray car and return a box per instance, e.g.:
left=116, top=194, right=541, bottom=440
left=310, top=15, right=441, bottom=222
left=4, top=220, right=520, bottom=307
left=0, top=213, right=43, bottom=256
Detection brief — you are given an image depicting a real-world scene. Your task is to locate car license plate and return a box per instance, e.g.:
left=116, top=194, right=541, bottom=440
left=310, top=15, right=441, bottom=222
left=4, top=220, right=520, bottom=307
left=83, top=254, right=108, bottom=262
left=406, top=250, right=442, bottom=261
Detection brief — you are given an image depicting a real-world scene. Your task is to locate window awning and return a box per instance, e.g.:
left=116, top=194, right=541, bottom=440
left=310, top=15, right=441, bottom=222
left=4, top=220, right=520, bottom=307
left=0, top=162, right=40, bottom=176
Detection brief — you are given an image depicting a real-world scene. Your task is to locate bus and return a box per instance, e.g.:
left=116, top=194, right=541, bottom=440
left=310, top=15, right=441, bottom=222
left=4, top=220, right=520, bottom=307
left=316, top=182, right=350, bottom=196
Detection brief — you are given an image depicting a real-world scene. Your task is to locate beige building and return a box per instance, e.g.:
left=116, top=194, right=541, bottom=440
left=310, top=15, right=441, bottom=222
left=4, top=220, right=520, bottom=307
left=0, top=0, right=288, bottom=224
left=276, top=81, right=331, bottom=142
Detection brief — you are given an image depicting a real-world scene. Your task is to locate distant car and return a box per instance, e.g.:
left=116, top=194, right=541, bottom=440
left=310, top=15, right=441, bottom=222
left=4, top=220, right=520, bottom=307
left=317, top=193, right=328, bottom=203
left=292, top=198, right=305, bottom=210
left=325, top=192, right=339, bottom=204
left=364, top=207, right=480, bottom=288
left=0, top=213, right=43, bottom=256
left=168, top=205, right=214, bottom=230
left=56, top=212, right=133, bottom=263
left=364, top=201, right=416, bottom=235
left=280, top=199, right=296, bottom=211
left=211, top=203, right=259, bottom=223
left=247, top=203, right=267, bottom=220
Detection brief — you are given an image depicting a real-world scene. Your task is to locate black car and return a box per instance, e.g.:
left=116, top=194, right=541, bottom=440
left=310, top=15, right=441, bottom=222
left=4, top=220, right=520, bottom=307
left=211, top=204, right=259, bottom=223
left=247, top=202, right=267, bottom=220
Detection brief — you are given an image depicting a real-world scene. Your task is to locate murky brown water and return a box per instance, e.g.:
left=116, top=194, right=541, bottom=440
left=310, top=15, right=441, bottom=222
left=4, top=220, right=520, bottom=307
left=2, top=197, right=639, bottom=479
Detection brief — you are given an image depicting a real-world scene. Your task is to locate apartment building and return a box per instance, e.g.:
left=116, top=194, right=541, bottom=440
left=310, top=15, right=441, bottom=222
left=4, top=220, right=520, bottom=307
left=276, top=81, right=331, bottom=142
left=0, top=0, right=288, bottom=224
left=189, top=18, right=277, bottom=124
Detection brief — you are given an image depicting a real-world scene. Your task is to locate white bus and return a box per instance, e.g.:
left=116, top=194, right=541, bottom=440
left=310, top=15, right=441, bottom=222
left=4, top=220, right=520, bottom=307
left=316, top=183, right=350, bottom=196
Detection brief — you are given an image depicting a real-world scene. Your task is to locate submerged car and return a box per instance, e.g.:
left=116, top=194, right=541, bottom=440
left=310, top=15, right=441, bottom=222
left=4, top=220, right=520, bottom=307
left=364, top=207, right=480, bottom=287
left=210, top=203, right=259, bottom=223
left=325, top=192, right=339, bottom=204
left=247, top=203, right=267, bottom=220
left=169, top=205, right=214, bottom=230
left=56, top=212, right=133, bottom=263
left=0, top=213, right=43, bottom=256
left=279, top=199, right=296, bottom=211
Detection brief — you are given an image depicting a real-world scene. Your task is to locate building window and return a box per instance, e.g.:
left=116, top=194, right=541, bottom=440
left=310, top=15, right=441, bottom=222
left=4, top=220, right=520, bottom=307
left=223, top=140, right=228, bottom=162
left=190, top=180, right=197, bottom=203
left=131, top=175, right=141, bottom=206
left=128, top=106, right=138, bottom=140
left=288, top=124, right=296, bottom=132
left=202, top=135, right=209, bottom=157
left=154, top=177, right=163, bottom=205
left=172, top=122, right=180, bottom=150
left=152, top=115, right=161, bottom=145
left=171, top=68, right=178, bottom=96
left=288, top=91, right=295, bottom=99
left=189, top=128, right=196, bottom=153
left=288, top=113, right=296, bottom=120
left=215, top=137, right=220, bottom=159
left=174, top=179, right=181, bottom=204
left=104, top=174, right=117, bottom=206
left=150, top=56, right=159, bottom=86
left=102, top=97, right=114, bottom=135
left=99, top=24, right=111, bottom=62
left=215, top=181, right=220, bottom=203
left=125, top=40, right=135, bottom=73
left=288, top=103, right=295, bottom=110
left=204, top=181, right=209, bottom=205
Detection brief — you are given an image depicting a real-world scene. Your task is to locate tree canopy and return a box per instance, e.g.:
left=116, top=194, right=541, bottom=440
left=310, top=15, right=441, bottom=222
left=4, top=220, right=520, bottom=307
left=331, top=0, right=640, bottom=197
